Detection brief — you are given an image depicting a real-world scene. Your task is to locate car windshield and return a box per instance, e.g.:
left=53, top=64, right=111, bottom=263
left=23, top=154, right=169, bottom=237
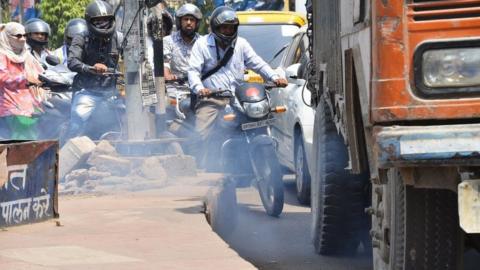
left=238, top=24, right=299, bottom=69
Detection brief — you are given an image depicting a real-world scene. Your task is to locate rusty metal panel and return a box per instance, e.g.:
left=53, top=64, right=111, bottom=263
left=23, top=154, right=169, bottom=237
left=372, top=0, right=480, bottom=123
left=373, top=124, right=480, bottom=168
left=0, top=141, right=59, bottom=227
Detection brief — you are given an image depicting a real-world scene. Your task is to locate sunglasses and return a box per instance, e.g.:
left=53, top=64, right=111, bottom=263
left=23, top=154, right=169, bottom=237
left=10, top=34, right=27, bottom=39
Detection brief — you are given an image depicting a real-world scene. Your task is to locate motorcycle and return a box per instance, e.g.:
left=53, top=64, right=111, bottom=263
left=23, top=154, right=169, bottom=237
left=81, top=67, right=126, bottom=141
left=205, top=82, right=287, bottom=217
left=165, top=78, right=195, bottom=139
left=164, top=79, right=286, bottom=216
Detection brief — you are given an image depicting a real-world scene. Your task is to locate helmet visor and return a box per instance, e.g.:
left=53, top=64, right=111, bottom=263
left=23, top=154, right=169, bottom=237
left=91, top=17, right=114, bottom=29
left=216, top=10, right=238, bottom=25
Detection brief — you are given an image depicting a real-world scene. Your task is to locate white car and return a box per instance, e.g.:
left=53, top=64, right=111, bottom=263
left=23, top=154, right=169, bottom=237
left=270, top=26, right=314, bottom=205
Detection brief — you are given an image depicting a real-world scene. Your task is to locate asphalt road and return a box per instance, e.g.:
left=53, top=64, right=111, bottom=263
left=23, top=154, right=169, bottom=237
left=221, top=176, right=372, bottom=270
left=219, top=176, right=480, bottom=270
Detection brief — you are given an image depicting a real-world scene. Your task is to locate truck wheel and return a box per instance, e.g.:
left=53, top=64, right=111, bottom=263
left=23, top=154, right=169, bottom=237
left=372, top=169, right=464, bottom=270
left=311, top=96, right=367, bottom=255
left=295, top=136, right=311, bottom=205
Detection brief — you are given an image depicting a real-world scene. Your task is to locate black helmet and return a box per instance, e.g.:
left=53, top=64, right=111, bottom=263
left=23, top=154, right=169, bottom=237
left=85, top=0, right=116, bottom=38
left=148, top=9, right=173, bottom=38
left=210, top=6, right=239, bottom=46
left=25, top=18, right=51, bottom=47
left=175, top=3, right=202, bottom=35
left=64, top=18, right=88, bottom=46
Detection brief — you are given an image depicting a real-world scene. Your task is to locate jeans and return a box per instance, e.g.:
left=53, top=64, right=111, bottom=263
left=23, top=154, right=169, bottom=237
left=65, top=89, right=118, bottom=140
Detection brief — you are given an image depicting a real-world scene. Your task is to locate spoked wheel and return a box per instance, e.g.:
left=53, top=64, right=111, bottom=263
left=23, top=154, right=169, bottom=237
left=254, top=145, right=284, bottom=217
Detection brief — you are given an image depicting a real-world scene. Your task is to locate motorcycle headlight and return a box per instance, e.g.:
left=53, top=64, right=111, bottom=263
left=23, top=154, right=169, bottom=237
left=423, top=47, right=480, bottom=88
left=243, top=100, right=270, bottom=118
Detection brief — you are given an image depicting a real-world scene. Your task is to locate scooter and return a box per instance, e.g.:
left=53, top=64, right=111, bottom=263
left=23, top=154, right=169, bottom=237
left=37, top=55, right=75, bottom=140
left=206, top=82, right=287, bottom=217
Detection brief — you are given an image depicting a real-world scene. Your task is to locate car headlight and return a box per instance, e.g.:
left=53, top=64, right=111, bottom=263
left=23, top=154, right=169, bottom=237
left=423, top=47, right=480, bottom=88
left=243, top=100, right=270, bottom=118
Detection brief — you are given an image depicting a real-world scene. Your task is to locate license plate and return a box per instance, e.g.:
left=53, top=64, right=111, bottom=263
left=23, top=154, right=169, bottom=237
left=458, top=180, right=480, bottom=233
left=241, top=118, right=276, bottom=131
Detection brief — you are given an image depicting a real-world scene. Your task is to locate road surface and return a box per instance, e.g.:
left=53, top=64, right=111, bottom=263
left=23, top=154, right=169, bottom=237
left=221, top=176, right=480, bottom=270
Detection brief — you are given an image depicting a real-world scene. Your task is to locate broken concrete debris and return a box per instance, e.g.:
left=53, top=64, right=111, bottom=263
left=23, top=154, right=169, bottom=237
left=59, top=138, right=197, bottom=194
left=87, top=154, right=132, bottom=176
left=59, top=136, right=96, bottom=180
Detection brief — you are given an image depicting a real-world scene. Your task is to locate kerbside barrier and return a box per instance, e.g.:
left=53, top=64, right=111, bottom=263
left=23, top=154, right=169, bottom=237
left=0, top=141, right=59, bottom=227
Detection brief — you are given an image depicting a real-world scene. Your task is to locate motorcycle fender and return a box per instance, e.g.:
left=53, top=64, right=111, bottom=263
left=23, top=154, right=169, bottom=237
left=249, top=134, right=275, bottom=151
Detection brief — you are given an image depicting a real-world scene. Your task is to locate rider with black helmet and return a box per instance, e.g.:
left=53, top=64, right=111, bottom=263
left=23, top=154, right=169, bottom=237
left=162, top=3, right=202, bottom=81
left=188, top=6, right=287, bottom=161
left=53, top=18, right=88, bottom=66
left=24, top=18, right=51, bottom=62
left=65, top=0, right=123, bottom=140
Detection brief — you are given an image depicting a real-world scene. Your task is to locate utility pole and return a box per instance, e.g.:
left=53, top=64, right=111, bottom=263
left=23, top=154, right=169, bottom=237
left=19, top=0, right=24, bottom=23
left=150, top=5, right=167, bottom=135
left=122, top=0, right=156, bottom=140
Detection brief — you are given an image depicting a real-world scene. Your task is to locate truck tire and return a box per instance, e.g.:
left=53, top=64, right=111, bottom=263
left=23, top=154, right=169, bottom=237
left=372, top=169, right=464, bottom=270
left=311, top=96, right=367, bottom=255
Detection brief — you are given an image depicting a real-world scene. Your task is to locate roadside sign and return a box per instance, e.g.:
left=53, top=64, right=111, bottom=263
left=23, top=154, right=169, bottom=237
left=0, top=141, right=59, bottom=227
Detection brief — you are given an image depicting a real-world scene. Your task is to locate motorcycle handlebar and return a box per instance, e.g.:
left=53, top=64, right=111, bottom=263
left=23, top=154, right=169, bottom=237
left=88, top=66, right=124, bottom=77
left=198, top=82, right=280, bottom=98
left=165, top=76, right=187, bottom=84
left=264, top=82, right=278, bottom=90
left=199, top=89, right=233, bottom=99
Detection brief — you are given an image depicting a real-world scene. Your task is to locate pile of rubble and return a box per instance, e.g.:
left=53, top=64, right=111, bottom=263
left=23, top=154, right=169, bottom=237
left=59, top=137, right=197, bottom=195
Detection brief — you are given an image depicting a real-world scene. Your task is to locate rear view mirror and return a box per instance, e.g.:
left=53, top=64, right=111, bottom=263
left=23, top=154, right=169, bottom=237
left=285, top=63, right=301, bottom=80
left=45, top=55, right=61, bottom=66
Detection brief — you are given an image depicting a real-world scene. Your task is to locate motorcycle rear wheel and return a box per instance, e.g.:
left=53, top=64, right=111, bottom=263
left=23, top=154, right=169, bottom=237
left=254, top=145, right=284, bottom=217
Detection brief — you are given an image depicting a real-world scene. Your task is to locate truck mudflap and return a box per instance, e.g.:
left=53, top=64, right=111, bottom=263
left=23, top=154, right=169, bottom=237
left=373, top=124, right=480, bottom=168
left=0, top=141, right=59, bottom=227
left=458, top=180, right=480, bottom=233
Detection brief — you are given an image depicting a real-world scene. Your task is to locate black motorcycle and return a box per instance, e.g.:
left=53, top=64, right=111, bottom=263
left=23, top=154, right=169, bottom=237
left=207, top=82, right=287, bottom=217
left=83, top=67, right=126, bottom=141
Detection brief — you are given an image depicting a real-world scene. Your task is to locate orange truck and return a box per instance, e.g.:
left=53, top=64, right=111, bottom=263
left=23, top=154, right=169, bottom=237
left=307, top=1, right=480, bottom=269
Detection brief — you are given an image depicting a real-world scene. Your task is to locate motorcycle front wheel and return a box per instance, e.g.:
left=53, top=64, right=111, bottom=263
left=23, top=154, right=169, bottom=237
left=253, top=145, right=284, bottom=217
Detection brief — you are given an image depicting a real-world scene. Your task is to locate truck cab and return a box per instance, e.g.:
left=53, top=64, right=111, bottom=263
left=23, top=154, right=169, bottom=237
left=307, top=1, right=480, bottom=269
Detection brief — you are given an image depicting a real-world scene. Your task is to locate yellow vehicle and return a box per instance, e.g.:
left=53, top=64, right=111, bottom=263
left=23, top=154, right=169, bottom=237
left=237, top=11, right=306, bottom=83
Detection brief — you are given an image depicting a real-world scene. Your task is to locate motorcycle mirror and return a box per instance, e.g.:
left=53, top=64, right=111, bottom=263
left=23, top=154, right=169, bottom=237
left=46, top=55, right=61, bottom=66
